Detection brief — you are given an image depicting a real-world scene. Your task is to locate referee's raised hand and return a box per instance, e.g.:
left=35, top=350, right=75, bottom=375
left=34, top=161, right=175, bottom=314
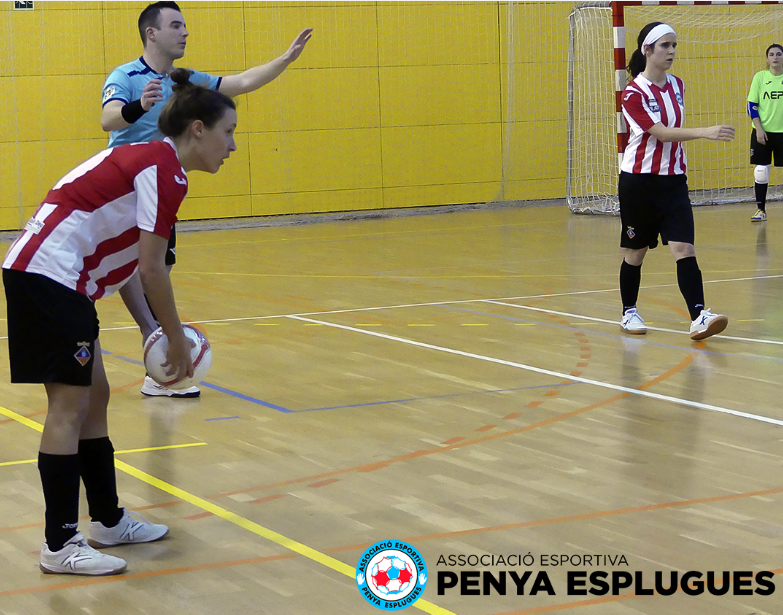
left=705, top=125, right=735, bottom=142
left=141, top=78, right=164, bottom=111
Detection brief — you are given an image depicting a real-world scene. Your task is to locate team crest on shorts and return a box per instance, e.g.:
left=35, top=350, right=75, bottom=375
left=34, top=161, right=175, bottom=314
left=626, top=226, right=635, bottom=239
left=356, top=540, right=428, bottom=610
left=74, top=342, right=91, bottom=366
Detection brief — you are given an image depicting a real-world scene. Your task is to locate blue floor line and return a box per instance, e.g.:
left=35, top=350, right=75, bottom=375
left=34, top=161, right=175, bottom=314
left=197, top=382, right=293, bottom=413
left=298, top=382, right=578, bottom=413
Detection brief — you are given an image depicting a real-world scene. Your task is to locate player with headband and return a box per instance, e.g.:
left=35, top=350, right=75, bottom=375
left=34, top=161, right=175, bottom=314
left=617, top=22, right=734, bottom=341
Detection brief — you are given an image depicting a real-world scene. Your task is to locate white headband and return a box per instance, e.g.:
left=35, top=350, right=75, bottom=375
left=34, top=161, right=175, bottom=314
left=642, top=24, right=676, bottom=51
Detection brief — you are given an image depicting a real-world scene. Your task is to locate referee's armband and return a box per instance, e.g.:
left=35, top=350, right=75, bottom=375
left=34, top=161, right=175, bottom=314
left=121, top=100, right=148, bottom=124
left=747, top=101, right=760, bottom=120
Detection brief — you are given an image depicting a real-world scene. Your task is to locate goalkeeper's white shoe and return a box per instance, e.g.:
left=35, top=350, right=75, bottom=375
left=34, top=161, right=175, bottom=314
left=621, top=308, right=647, bottom=335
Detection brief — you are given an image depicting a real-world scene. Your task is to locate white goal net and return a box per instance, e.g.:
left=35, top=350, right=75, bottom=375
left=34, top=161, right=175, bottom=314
left=567, top=1, right=783, bottom=214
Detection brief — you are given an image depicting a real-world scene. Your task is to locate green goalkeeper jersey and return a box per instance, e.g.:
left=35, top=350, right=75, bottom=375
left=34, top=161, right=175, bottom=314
left=748, top=69, right=783, bottom=132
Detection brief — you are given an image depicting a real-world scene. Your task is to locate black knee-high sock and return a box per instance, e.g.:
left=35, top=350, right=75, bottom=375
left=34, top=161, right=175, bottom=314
left=755, top=182, right=768, bottom=212
left=676, top=256, right=705, bottom=321
left=78, top=437, right=123, bottom=528
left=620, top=260, right=642, bottom=313
left=38, top=452, right=81, bottom=552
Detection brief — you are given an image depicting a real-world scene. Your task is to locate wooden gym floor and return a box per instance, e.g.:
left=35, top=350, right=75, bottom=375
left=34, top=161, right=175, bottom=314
left=0, top=202, right=782, bottom=614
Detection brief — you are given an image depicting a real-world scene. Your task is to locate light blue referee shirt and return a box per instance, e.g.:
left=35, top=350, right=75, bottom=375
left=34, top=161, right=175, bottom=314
left=102, top=57, right=222, bottom=147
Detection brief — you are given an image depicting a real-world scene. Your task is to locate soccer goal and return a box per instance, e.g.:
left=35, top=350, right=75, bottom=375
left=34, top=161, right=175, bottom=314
left=567, top=0, right=783, bottom=215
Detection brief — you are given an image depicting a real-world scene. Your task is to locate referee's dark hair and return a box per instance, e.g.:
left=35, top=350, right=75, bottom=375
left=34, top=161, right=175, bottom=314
left=627, top=22, right=665, bottom=79
left=138, top=1, right=182, bottom=46
left=158, top=68, right=236, bottom=138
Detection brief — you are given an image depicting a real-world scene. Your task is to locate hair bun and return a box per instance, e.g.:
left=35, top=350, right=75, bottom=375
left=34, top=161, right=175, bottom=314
left=169, top=67, right=194, bottom=91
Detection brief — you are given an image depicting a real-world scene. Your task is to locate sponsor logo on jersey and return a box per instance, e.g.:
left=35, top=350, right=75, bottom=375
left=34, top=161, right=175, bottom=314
left=647, top=98, right=660, bottom=113
left=174, top=175, right=187, bottom=185
left=762, top=91, right=783, bottom=100
left=102, top=86, right=117, bottom=103
left=24, top=218, right=44, bottom=235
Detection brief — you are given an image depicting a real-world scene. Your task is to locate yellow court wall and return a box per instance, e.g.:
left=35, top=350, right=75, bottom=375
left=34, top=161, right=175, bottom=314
left=0, top=1, right=575, bottom=230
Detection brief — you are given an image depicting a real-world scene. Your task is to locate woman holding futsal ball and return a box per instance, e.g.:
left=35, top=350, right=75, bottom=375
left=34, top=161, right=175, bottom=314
left=1, top=68, right=236, bottom=576
left=618, top=22, right=734, bottom=341
left=747, top=43, right=783, bottom=221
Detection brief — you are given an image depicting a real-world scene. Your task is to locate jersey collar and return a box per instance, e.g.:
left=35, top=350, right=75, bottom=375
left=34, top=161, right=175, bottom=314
left=139, top=56, right=166, bottom=78
left=162, top=138, right=188, bottom=177
left=163, top=137, right=180, bottom=159
left=637, top=73, right=670, bottom=92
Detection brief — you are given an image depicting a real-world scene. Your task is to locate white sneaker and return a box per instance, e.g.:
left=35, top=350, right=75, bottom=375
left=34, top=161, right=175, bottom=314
left=689, top=309, right=728, bottom=341
left=141, top=375, right=200, bottom=398
left=621, top=308, right=647, bottom=334
left=88, top=509, right=169, bottom=548
left=751, top=209, right=767, bottom=221
left=40, top=532, right=126, bottom=576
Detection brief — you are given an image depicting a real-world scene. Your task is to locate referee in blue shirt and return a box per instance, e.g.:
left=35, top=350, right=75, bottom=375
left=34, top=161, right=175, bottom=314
left=101, top=1, right=312, bottom=397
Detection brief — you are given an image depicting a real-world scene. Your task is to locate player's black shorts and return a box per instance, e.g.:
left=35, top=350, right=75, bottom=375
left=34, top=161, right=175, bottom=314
left=618, top=172, right=694, bottom=250
left=165, top=224, right=177, bottom=266
left=3, top=269, right=99, bottom=386
left=750, top=129, right=783, bottom=166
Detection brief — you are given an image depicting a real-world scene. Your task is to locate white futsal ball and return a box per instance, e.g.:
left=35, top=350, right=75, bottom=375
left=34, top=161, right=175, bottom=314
left=143, top=325, right=212, bottom=390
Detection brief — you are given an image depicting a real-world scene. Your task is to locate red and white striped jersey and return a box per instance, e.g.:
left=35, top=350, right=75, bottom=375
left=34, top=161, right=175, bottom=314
left=2, top=138, right=187, bottom=301
left=621, top=73, right=686, bottom=175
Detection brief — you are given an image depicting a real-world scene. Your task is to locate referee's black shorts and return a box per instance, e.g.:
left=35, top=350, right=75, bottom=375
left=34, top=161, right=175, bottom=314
left=750, top=129, right=783, bottom=167
left=618, top=172, right=694, bottom=250
left=3, top=269, right=99, bottom=386
left=165, top=224, right=177, bottom=267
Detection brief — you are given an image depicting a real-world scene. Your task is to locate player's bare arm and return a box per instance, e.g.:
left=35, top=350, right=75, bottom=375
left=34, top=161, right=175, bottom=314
left=647, top=123, right=735, bottom=143
left=753, top=117, right=767, bottom=145
left=219, top=28, right=313, bottom=98
left=137, top=230, right=194, bottom=379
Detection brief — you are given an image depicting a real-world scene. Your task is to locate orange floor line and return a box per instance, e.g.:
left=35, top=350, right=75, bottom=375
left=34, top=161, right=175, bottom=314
left=110, top=378, right=146, bottom=394
left=0, top=553, right=297, bottom=598
left=0, top=410, right=46, bottom=425
left=209, top=349, right=699, bottom=499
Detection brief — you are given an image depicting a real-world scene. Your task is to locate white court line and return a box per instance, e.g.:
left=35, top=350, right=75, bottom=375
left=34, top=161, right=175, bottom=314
left=33, top=288, right=626, bottom=337
left=19, top=273, right=779, bottom=346
left=286, top=315, right=783, bottom=427
left=484, top=301, right=783, bottom=347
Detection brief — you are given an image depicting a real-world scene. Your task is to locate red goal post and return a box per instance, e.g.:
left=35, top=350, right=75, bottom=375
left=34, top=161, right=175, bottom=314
left=567, top=0, right=783, bottom=214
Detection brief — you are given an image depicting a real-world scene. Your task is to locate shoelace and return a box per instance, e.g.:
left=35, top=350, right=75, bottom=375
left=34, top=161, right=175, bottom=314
left=61, top=534, right=100, bottom=558
left=626, top=311, right=644, bottom=324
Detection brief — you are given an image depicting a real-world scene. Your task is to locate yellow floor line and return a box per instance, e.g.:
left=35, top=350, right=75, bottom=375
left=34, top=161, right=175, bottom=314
left=0, top=404, right=455, bottom=615
left=0, top=442, right=206, bottom=468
